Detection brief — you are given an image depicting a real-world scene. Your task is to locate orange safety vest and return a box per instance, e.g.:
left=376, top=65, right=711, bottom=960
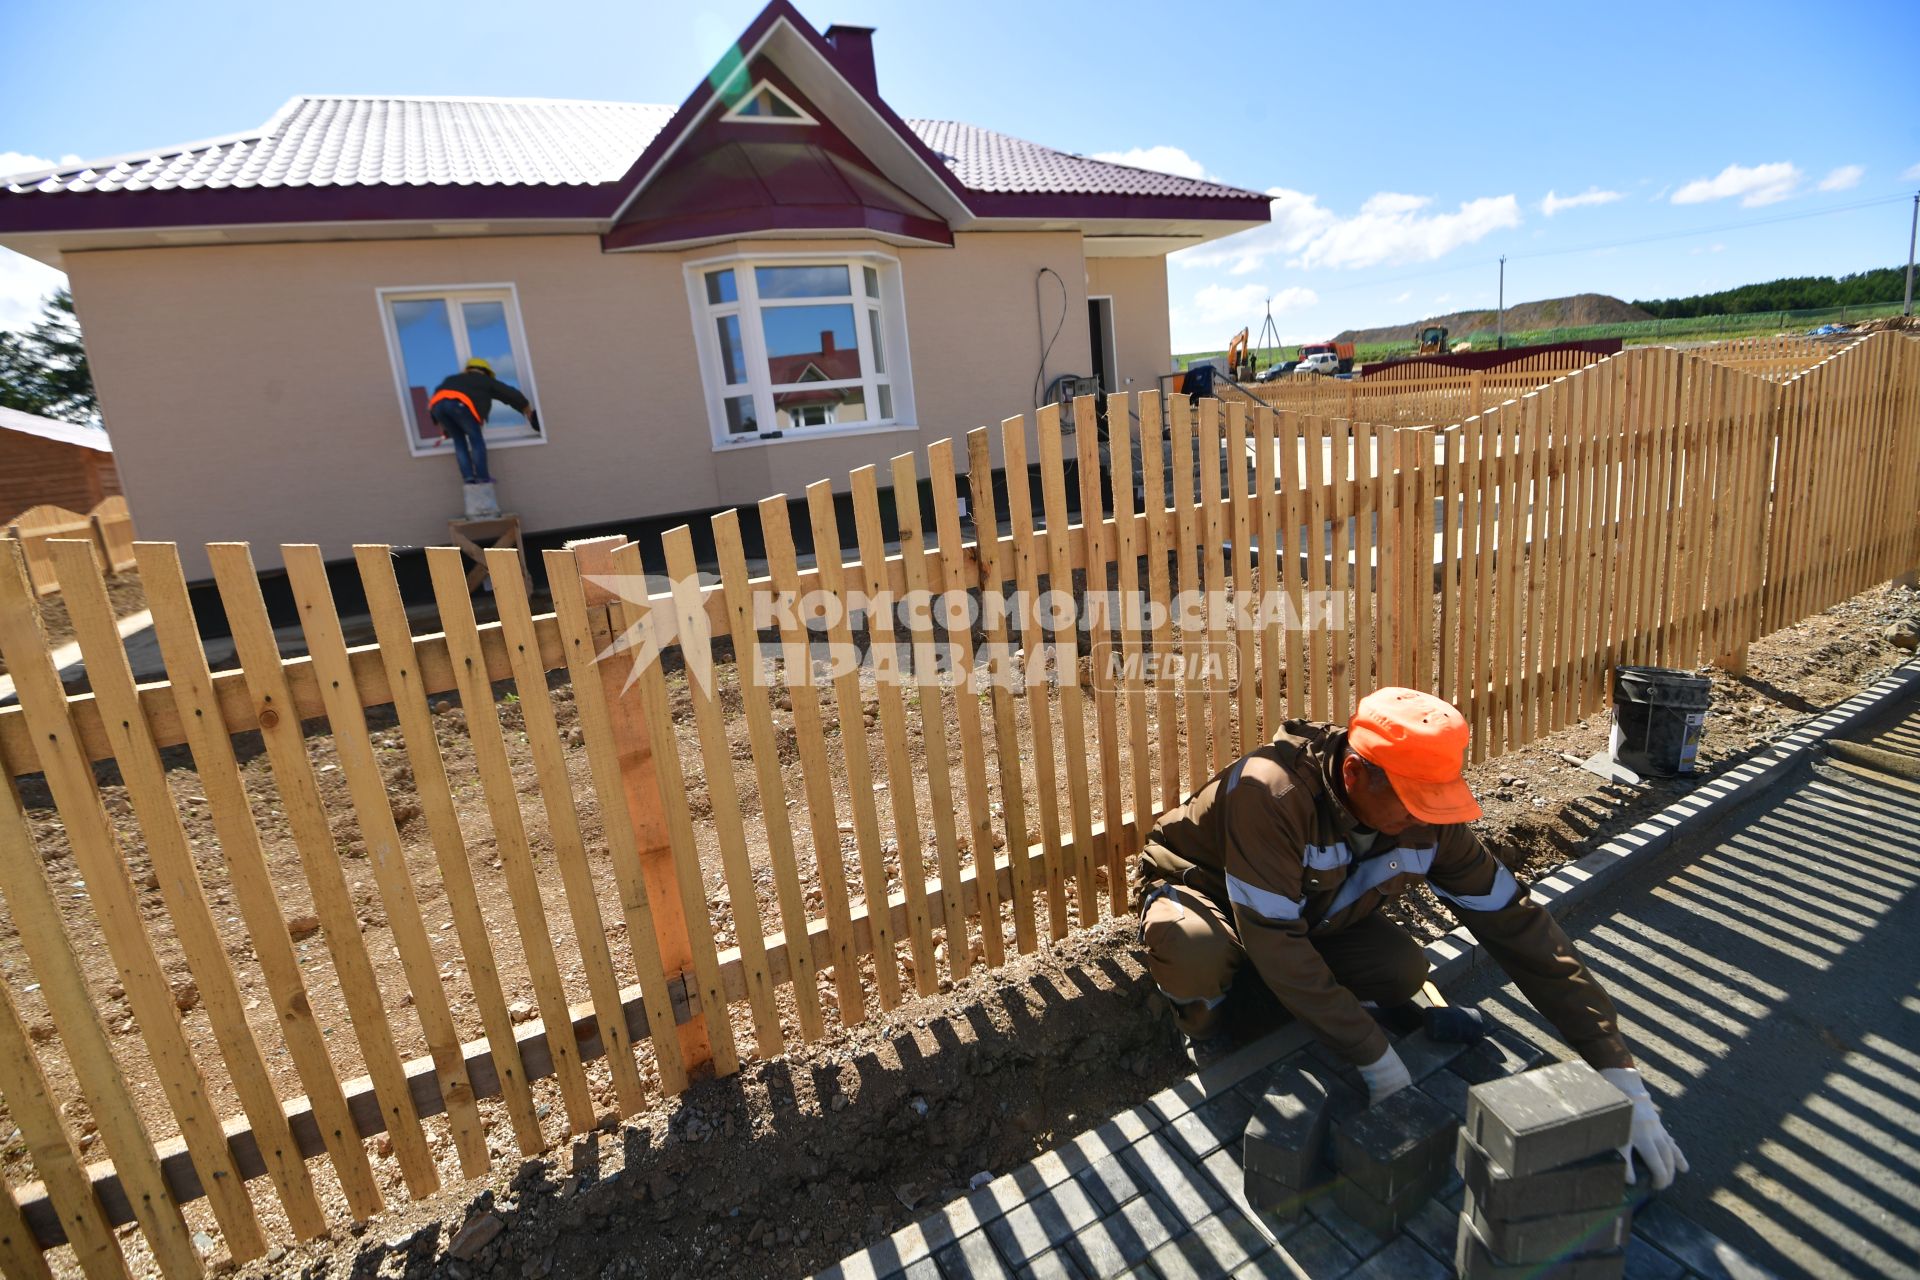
left=427, top=388, right=485, bottom=433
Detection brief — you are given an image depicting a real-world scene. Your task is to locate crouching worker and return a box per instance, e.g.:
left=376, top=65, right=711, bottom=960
left=1134, top=686, right=1688, bottom=1188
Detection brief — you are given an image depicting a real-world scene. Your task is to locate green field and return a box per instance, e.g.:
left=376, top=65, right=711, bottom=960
left=1175, top=300, right=1910, bottom=372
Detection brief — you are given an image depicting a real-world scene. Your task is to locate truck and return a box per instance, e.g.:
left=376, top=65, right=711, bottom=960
left=1298, top=340, right=1356, bottom=374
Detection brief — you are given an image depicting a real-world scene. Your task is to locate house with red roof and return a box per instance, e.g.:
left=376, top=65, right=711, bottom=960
left=0, top=1, right=1267, bottom=576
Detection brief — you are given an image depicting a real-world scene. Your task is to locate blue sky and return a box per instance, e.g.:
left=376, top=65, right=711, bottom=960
left=3, top=0, right=1916, bottom=351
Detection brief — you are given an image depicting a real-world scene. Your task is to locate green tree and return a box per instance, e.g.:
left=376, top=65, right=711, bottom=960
left=0, top=288, right=96, bottom=423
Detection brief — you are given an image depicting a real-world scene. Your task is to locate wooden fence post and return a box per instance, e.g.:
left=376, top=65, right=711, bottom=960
left=567, top=536, right=714, bottom=1077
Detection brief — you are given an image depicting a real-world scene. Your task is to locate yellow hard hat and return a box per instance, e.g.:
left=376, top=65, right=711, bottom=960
left=465, top=356, right=494, bottom=375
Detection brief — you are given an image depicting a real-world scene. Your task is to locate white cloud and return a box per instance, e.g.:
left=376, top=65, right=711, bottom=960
left=1541, top=187, right=1623, bottom=216
left=0, top=154, right=73, bottom=331
left=1188, top=282, right=1316, bottom=328
left=1904, top=162, right=1920, bottom=181
left=1393, top=290, right=1413, bottom=303
left=1818, top=164, right=1864, bottom=192
left=1671, top=161, right=1802, bottom=207
left=1177, top=186, right=1518, bottom=275
left=1089, top=145, right=1216, bottom=182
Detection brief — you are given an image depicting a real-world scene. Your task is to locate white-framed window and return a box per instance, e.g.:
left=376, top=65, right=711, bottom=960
left=686, top=253, right=914, bottom=448
left=376, top=284, right=544, bottom=456
left=720, top=79, right=817, bottom=125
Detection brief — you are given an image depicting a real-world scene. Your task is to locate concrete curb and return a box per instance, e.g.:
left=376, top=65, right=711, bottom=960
left=1423, top=657, right=1920, bottom=989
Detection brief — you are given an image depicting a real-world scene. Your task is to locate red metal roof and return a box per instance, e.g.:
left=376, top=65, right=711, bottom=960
left=1, top=96, right=1258, bottom=205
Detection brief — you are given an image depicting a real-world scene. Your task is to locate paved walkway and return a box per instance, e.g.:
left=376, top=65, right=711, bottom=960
left=816, top=681, right=1920, bottom=1280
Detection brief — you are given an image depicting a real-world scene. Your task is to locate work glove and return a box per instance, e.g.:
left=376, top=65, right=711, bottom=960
left=1357, top=1045, right=1412, bottom=1106
left=1601, top=1066, right=1689, bottom=1190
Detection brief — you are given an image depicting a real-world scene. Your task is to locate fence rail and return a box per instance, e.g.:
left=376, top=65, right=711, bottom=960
left=0, top=333, right=1915, bottom=1273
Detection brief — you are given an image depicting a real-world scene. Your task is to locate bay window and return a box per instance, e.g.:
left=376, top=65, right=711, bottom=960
left=689, top=254, right=911, bottom=446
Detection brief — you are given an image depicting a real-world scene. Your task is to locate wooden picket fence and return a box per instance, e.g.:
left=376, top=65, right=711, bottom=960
left=1248, top=349, right=1610, bottom=428
left=0, top=332, right=1915, bottom=1275
left=3, top=496, right=137, bottom=595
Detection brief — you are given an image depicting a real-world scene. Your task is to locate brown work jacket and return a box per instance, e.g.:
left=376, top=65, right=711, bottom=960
left=1137, top=720, right=1630, bottom=1071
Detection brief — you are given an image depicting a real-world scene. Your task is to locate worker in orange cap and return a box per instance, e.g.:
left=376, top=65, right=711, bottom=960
left=1135, top=687, right=1687, bottom=1188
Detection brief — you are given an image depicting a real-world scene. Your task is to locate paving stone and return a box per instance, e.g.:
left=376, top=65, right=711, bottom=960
left=1629, top=1201, right=1776, bottom=1280
left=1621, top=1234, right=1689, bottom=1280
left=1234, top=1220, right=1358, bottom=1280
left=1200, top=1144, right=1317, bottom=1244
left=1418, top=1072, right=1470, bottom=1121
left=1119, top=1131, right=1226, bottom=1223
left=1012, top=1248, right=1084, bottom=1280
left=1073, top=1152, right=1145, bottom=1216
left=1306, top=1190, right=1391, bottom=1259
left=984, top=1179, right=1103, bottom=1267
left=1331, top=1085, right=1457, bottom=1203
left=1464, top=1187, right=1632, bottom=1264
left=1456, top=1129, right=1628, bottom=1220
left=1449, top=1030, right=1551, bottom=1085
left=1063, top=1189, right=1184, bottom=1279
left=903, top=1261, right=942, bottom=1280
left=1401, top=1194, right=1463, bottom=1261
left=1244, top=1066, right=1331, bottom=1192
left=1146, top=1212, right=1271, bottom=1280
left=1329, top=1160, right=1448, bottom=1237
left=934, top=1228, right=1014, bottom=1279
left=1464, top=1062, right=1633, bottom=1178
left=1395, top=1029, right=1468, bottom=1083
left=1346, top=1235, right=1451, bottom=1280
left=1455, top=1216, right=1624, bottom=1280
left=1168, top=1082, right=1258, bottom=1161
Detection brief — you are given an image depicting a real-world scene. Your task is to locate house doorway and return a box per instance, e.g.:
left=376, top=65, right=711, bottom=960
left=1088, top=296, right=1117, bottom=394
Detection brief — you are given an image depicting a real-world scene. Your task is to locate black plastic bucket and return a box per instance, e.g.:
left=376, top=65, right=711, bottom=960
left=1610, top=666, right=1712, bottom=777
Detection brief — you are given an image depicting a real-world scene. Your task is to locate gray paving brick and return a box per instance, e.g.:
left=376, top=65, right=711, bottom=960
left=1234, top=1220, right=1359, bottom=1280
left=1147, top=1211, right=1272, bottom=1280
left=1347, top=1235, right=1451, bottom=1280
left=1330, top=1162, right=1448, bottom=1238
left=1449, top=1029, right=1550, bottom=1085
left=1064, top=1189, right=1184, bottom=1279
left=1400, top=1195, right=1462, bottom=1261
left=1395, top=1029, right=1468, bottom=1083
left=1012, top=1247, right=1084, bottom=1280
left=1629, top=1201, right=1776, bottom=1280
left=1073, top=1152, right=1145, bottom=1216
left=1120, top=1131, right=1227, bottom=1223
left=1199, top=1144, right=1318, bottom=1242
left=1306, top=1190, right=1391, bottom=1259
left=1464, top=1187, right=1631, bottom=1264
left=1464, top=1062, right=1632, bottom=1178
left=1456, top=1129, right=1628, bottom=1220
left=1167, top=1081, right=1258, bottom=1161
left=984, top=1179, right=1104, bottom=1267
left=934, top=1229, right=1014, bottom=1279
left=904, top=1260, right=942, bottom=1280
left=1244, top=1066, right=1331, bottom=1190
left=1418, top=1070, right=1470, bottom=1121
left=1331, top=1086, right=1457, bottom=1203
left=1455, top=1217, right=1624, bottom=1280
left=1622, top=1234, right=1689, bottom=1280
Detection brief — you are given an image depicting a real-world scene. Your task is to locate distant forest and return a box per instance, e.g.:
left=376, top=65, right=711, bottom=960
left=1633, top=266, right=1909, bottom=319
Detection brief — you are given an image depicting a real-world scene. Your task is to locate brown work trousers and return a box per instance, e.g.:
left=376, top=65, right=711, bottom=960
left=1139, top=883, right=1428, bottom=1039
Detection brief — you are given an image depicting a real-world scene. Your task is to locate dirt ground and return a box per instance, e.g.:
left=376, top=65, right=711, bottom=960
left=0, top=568, right=147, bottom=676
left=3, top=578, right=1916, bottom=1278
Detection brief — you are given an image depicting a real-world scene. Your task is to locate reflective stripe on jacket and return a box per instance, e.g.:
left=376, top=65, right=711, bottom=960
left=1136, top=719, right=1630, bottom=1071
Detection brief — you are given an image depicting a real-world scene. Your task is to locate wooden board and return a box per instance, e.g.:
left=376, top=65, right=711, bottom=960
left=1036, top=404, right=1100, bottom=927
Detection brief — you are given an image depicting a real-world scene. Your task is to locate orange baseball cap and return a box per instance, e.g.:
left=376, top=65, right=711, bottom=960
left=1348, top=687, right=1481, bottom=825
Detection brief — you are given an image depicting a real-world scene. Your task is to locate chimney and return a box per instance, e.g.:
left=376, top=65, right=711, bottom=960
left=820, top=330, right=836, bottom=355
left=823, top=24, right=878, bottom=97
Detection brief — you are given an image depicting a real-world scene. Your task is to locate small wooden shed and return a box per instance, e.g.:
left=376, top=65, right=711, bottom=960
left=0, top=404, right=120, bottom=525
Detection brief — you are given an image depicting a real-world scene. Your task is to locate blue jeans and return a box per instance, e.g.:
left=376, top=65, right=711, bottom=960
left=430, top=400, right=491, bottom=483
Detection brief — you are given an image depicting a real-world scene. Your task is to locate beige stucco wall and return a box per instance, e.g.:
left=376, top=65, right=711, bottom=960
left=65, top=228, right=1095, bottom=577
left=1085, top=256, right=1173, bottom=398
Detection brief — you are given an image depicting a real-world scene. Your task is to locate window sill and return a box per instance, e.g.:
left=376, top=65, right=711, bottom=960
left=712, top=421, right=919, bottom=451
left=408, top=430, right=547, bottom=459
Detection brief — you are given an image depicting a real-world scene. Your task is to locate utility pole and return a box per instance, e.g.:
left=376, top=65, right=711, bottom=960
left=1905, top=191, right=1917, bottom=317
left=1497, top=256, right=1507, bottom=349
